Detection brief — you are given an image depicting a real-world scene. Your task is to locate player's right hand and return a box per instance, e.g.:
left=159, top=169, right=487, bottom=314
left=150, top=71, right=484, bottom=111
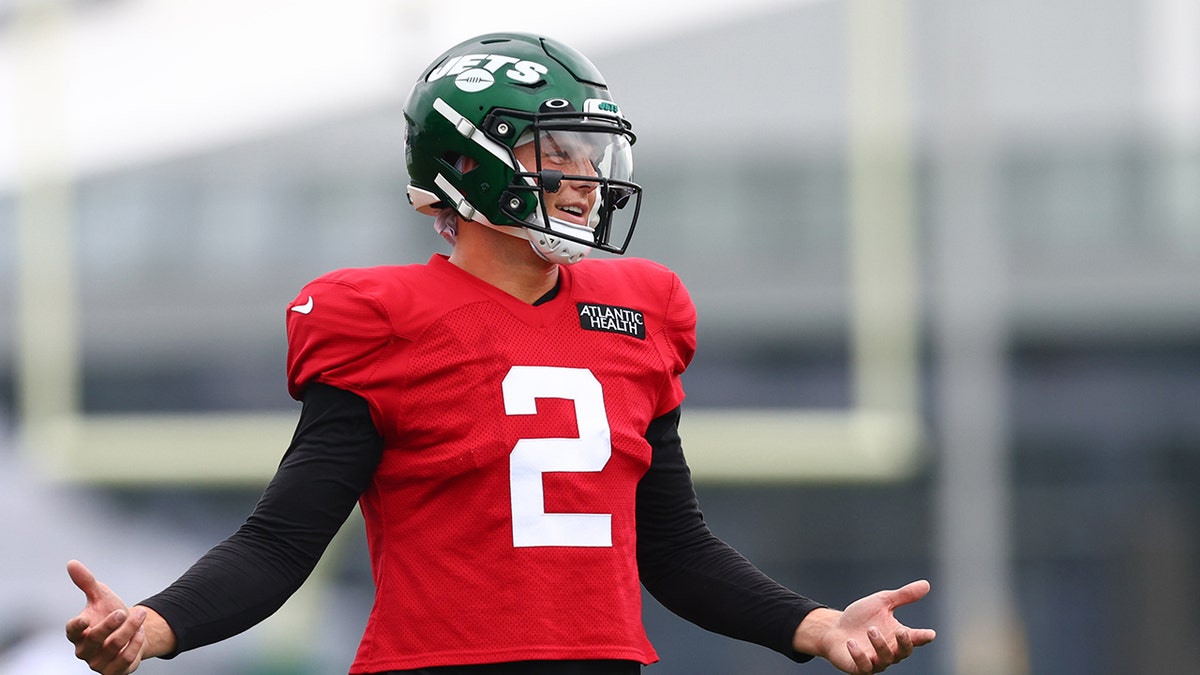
left=65, top=560, right=148, bottom=675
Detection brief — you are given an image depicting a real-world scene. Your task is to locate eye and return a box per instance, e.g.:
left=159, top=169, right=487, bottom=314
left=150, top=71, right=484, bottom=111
left=540, top=147, right=574, bottom=167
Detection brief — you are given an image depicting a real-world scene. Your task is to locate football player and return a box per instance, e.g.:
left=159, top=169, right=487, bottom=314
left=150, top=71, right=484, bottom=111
left=66, top=32, right=934, bottom=675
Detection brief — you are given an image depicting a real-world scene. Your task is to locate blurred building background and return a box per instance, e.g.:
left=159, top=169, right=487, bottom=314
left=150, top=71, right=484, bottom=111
left=1, top=0, right=1198, bottom=673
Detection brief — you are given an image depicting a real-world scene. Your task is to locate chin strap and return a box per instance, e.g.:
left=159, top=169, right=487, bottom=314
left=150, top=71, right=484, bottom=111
left=523, top=216, right=594, bottom=265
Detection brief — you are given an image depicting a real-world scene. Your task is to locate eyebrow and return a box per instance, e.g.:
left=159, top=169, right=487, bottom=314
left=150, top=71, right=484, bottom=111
left=541, top=133, right=569, bottom=155
left=542, top=133, right=601, bottom=165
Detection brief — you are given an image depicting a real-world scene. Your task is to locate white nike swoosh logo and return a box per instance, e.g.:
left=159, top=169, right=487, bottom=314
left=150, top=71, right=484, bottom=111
left=290, top=296, right=314, bottom=314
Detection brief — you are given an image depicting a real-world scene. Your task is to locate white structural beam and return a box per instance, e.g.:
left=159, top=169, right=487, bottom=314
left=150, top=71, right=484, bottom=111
left=926, top=1, right=1027, bottom=673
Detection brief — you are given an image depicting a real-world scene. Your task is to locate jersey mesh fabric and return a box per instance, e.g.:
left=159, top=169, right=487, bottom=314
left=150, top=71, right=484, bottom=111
left=285, top=255, right=696, bottom=672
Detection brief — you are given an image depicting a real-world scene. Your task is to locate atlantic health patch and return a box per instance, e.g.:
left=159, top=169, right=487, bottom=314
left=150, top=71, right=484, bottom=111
left=576, top=302, right=646, bottom=340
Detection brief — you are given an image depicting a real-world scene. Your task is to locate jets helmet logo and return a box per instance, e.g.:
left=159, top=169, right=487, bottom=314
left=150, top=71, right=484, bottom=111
left=427, top=54, right=550, bottom=93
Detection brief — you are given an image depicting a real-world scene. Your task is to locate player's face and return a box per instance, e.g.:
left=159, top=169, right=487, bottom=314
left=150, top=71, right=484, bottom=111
left=513, top=132, right=599, bottom=228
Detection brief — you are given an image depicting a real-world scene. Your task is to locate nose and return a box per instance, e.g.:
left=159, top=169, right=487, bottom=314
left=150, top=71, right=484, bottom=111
left=557, top=157, right=596, bottom=190
left=567, top=176, right=597, bottom=194
left=566, top=158, right=598, bottom=191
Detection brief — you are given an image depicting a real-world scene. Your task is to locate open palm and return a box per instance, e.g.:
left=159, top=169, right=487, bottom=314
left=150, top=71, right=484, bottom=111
left=818, top=580, right=936, bottom=674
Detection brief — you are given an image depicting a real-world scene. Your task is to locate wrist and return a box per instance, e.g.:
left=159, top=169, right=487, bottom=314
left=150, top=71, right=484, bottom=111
left=134, top=605, right=178, bottom=659
left=792, top=607, right=841, bottom=656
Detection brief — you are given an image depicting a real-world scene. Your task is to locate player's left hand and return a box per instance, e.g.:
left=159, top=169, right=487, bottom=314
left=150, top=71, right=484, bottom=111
left=796, top=579, right=936, bottom=674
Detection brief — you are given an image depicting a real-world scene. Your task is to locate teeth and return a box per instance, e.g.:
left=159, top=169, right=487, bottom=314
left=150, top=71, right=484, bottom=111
left=561, top=206, right=583, bottom=216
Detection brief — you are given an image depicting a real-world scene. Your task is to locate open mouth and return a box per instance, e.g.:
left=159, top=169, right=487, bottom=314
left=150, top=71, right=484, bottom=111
left=555, top=203, right=589, bottom=226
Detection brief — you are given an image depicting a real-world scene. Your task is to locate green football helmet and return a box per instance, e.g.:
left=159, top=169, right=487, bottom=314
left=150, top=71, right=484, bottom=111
left=403, top=32, right=642, bottom=264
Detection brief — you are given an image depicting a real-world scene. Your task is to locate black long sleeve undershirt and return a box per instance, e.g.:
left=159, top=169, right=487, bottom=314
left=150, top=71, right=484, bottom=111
left=141, top=384, right=822, bottom=667
left=141, top=384, right=383, bottom=655
left=636, top=408, right=822, bottom=662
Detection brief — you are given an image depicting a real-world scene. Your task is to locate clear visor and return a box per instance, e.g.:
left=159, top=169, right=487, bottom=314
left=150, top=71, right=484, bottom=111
left=515, top=128, right=634, bottom=187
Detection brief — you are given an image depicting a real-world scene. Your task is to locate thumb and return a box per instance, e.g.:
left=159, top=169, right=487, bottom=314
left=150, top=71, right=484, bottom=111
left=886, top=579, right=932, bottom=609
left=67, top=559, right=108, bottom=603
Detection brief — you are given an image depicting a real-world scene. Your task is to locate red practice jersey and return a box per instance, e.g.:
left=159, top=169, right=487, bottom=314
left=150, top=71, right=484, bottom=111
left=285, top=254, right=697, bottom=672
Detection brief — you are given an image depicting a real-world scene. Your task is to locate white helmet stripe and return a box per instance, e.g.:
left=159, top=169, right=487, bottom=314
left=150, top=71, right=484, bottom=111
left=434, top=173, right=489, bottom=224
left=432, top=172, right=534, bottom=240
left=432, top=97, right=514, bottom=169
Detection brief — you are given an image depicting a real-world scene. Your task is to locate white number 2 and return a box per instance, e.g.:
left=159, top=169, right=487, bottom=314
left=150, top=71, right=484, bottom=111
left=502, top=366, right=613, bottom=547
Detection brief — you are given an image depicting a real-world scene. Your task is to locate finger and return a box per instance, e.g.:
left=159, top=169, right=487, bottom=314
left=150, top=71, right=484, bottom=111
left=885, top=579, right=931, bottom=609
left=895, top=627, right=914, bottom=659
left=867, top=626, right=895, bottom=668
left=67, top=560, right=109, bottom=603
left=66, top=615, right=90, bottom=644
left=100, top=608, right=146, bottom=660
left=77, top=609, right=126, bottom=661
left=103, top=623, right=146, bottom=675
left=908, top=627, right=937, bottom=646
left=846, top=639, right=875, bottom=674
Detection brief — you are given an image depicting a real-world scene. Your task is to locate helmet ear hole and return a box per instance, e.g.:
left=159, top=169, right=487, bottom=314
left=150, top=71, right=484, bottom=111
left=442, top=153, right=478, bottom=175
